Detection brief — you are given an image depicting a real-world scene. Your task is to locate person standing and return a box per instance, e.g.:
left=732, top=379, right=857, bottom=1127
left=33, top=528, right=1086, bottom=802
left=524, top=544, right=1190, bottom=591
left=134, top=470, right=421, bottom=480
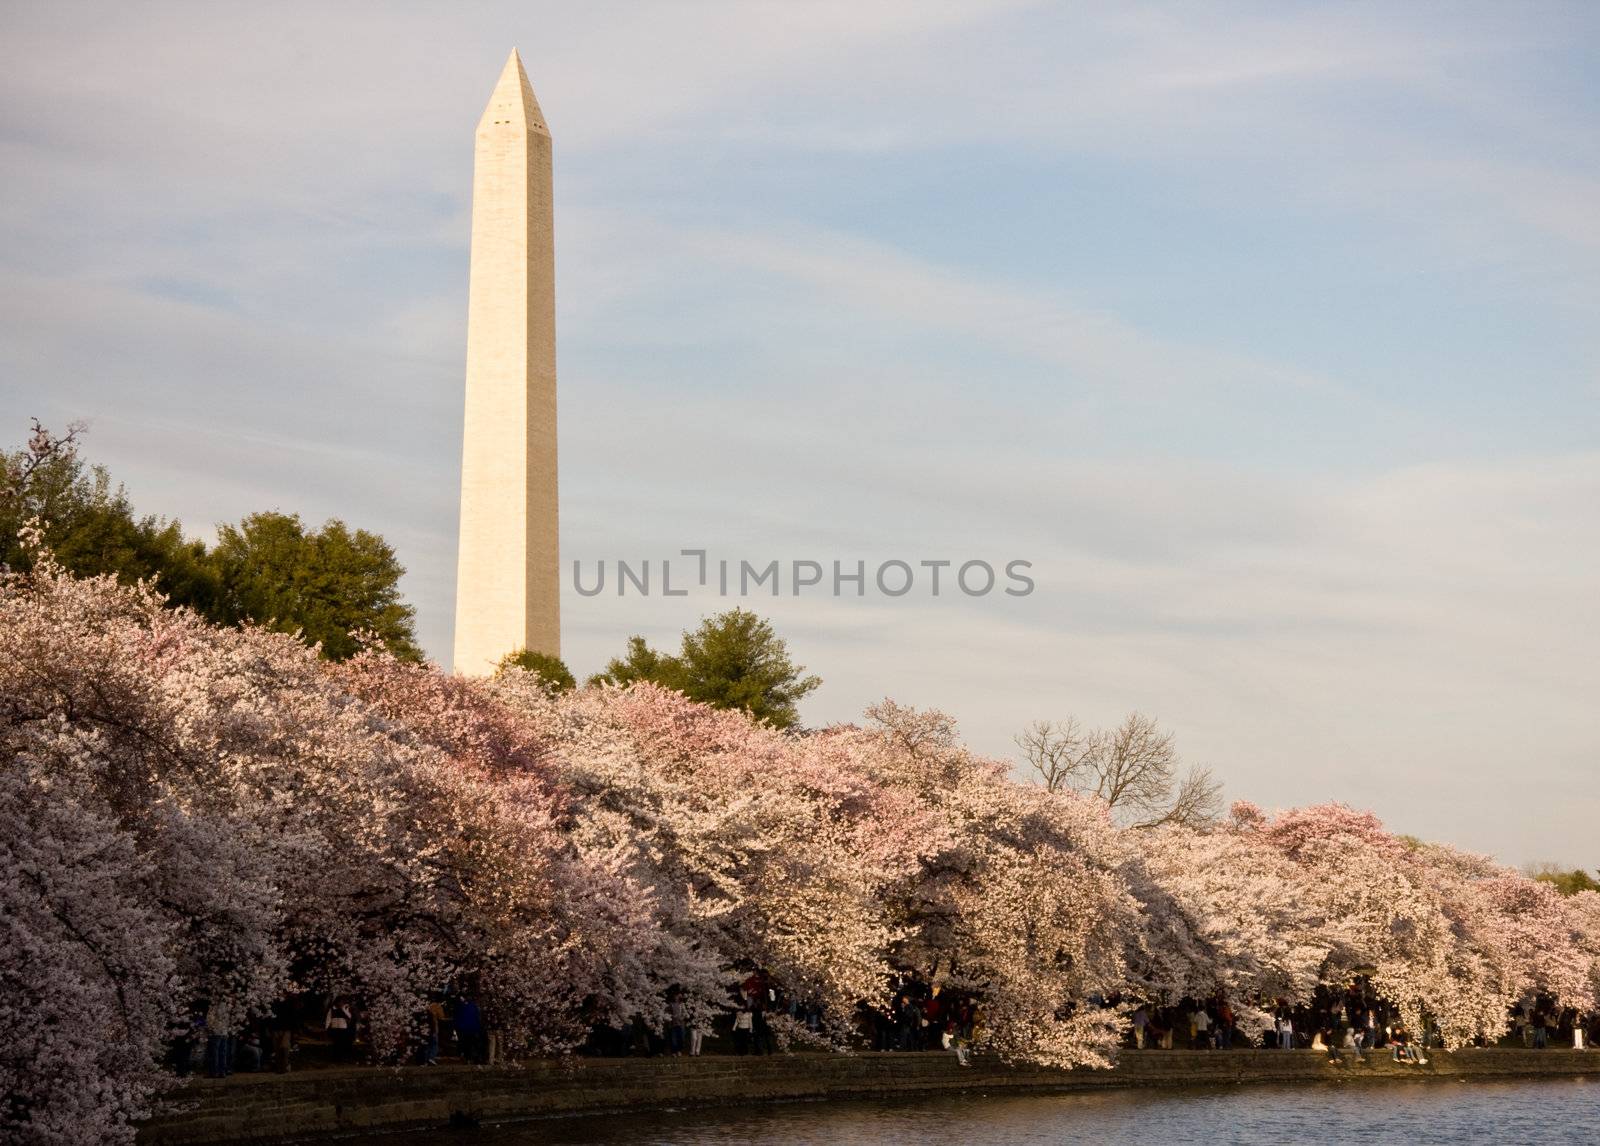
left=325, top=998, right=356, bottom=1063
left=170, top=1003, right=204, bottom=1078
left=455, top=997, right=484, bottom=1064
left=923, top=987, right=945, bottom=1051
left=894, top=993, right=919, bottom=1051
left=422, top=996, right=446, bottom=1066
left=732, top=998, right=754, bottom=1055
left=205, top=1000, right=234, bottom=1078
left=268, top=998, right=295, bottom=1074
left=666, top=987, right=687, bottom=1056
left=1277, top=1012, right=1294, bottom=1051
left=750, top=988, right=774, bottom=1056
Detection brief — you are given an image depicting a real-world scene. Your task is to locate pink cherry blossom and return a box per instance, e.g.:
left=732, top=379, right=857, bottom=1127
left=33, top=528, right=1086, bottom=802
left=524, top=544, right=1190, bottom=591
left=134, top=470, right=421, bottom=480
left=3, top=546, right=1597, bottom=1142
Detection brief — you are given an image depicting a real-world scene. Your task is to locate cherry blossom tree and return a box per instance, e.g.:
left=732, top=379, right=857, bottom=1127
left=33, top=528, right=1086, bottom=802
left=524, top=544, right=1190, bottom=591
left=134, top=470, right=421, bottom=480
left=860, top=701, right=1138, bottom=1067
left=6, top=536, right=1597, bottom=1143
left=0, top=547, right=656, bottom=1134
left=1123, top=826, right=1324, bottom=1037
left=514, top=683, right=936, bottom=1042
left=1231, top=801, right=1599, bottom=1046
left=0, top=750, right=176, bottom=1146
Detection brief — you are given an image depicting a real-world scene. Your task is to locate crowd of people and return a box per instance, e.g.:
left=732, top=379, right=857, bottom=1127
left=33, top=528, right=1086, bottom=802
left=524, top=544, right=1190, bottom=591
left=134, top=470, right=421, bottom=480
left=169, top=996, right=360, bottom=1078
left=166, top=975, right=1597, bottom=1078
left=1126, top=979, right=1597, bottom=1063
left=863, top=976, right=982, bottom=1065
left=1511, top=1000, right=1592, bottom=1051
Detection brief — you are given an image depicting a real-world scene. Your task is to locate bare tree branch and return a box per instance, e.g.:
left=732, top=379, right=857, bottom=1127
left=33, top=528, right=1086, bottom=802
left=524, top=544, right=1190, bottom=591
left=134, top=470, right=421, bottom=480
left=1018, top=711, right=1223, bottom=829
left=2, top=418, right=85, bottom=504
left=1132, top=763, right=1224, bottom=830
left=1015, top=717, right=1092, bottom=793
left=1093, top=712, right=1175, bottom=816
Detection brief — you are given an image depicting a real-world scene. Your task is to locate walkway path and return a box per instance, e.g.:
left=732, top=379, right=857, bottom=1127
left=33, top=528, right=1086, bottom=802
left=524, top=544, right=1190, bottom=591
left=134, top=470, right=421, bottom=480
left=139, top=1048, right=1600, bottom=1144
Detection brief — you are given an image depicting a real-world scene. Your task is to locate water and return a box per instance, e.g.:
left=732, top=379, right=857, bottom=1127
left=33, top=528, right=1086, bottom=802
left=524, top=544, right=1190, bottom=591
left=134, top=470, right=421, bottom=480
left=375, top=1078, right=1600, bottom=1144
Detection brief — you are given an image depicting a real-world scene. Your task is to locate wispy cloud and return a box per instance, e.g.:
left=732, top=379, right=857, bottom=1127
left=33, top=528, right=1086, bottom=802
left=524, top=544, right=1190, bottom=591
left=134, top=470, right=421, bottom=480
left=2, top=1, right=1596, bottom=865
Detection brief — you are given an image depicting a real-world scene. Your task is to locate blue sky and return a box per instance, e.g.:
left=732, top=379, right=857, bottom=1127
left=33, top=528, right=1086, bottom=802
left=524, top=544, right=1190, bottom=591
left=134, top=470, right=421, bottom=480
left=2, top=2, right=1596, bottom=864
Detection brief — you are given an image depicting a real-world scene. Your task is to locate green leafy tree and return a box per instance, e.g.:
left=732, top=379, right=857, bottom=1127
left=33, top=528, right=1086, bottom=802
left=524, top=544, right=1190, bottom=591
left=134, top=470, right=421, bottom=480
left=498, top=647, right=576, bottom=695
left=675, top=608, right=821, bottom=728
left=6, top=423, right=423, bottom=663
left=590, top=609, right=820, bottom=730
left=1, top=420, right=218, bottom=613
left=1527, top=864, right=1600, bottom=896
left=208, top=511, right=420, bottom=661
left=589, top=635, right=676, bottom=689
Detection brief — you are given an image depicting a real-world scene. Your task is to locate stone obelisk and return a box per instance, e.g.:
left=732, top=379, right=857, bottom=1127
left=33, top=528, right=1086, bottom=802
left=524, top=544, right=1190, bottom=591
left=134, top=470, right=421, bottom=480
left=453, top=49, right=560, bottom=674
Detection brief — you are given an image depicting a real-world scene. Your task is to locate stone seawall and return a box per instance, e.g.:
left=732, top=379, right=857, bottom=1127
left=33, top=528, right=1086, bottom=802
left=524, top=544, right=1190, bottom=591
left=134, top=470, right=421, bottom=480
left=139, top=1049, right=1600, bottom=1144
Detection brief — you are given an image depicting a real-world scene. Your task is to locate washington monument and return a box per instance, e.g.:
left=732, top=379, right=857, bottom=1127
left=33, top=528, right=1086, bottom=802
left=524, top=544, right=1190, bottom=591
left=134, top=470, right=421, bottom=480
left=453, top=49, right=560, bottom=674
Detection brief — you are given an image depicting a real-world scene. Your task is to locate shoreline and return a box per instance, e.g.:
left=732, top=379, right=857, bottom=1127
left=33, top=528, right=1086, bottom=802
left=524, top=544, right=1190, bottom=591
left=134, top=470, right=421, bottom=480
left=138, top=1048, right=1600, bottom=1143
